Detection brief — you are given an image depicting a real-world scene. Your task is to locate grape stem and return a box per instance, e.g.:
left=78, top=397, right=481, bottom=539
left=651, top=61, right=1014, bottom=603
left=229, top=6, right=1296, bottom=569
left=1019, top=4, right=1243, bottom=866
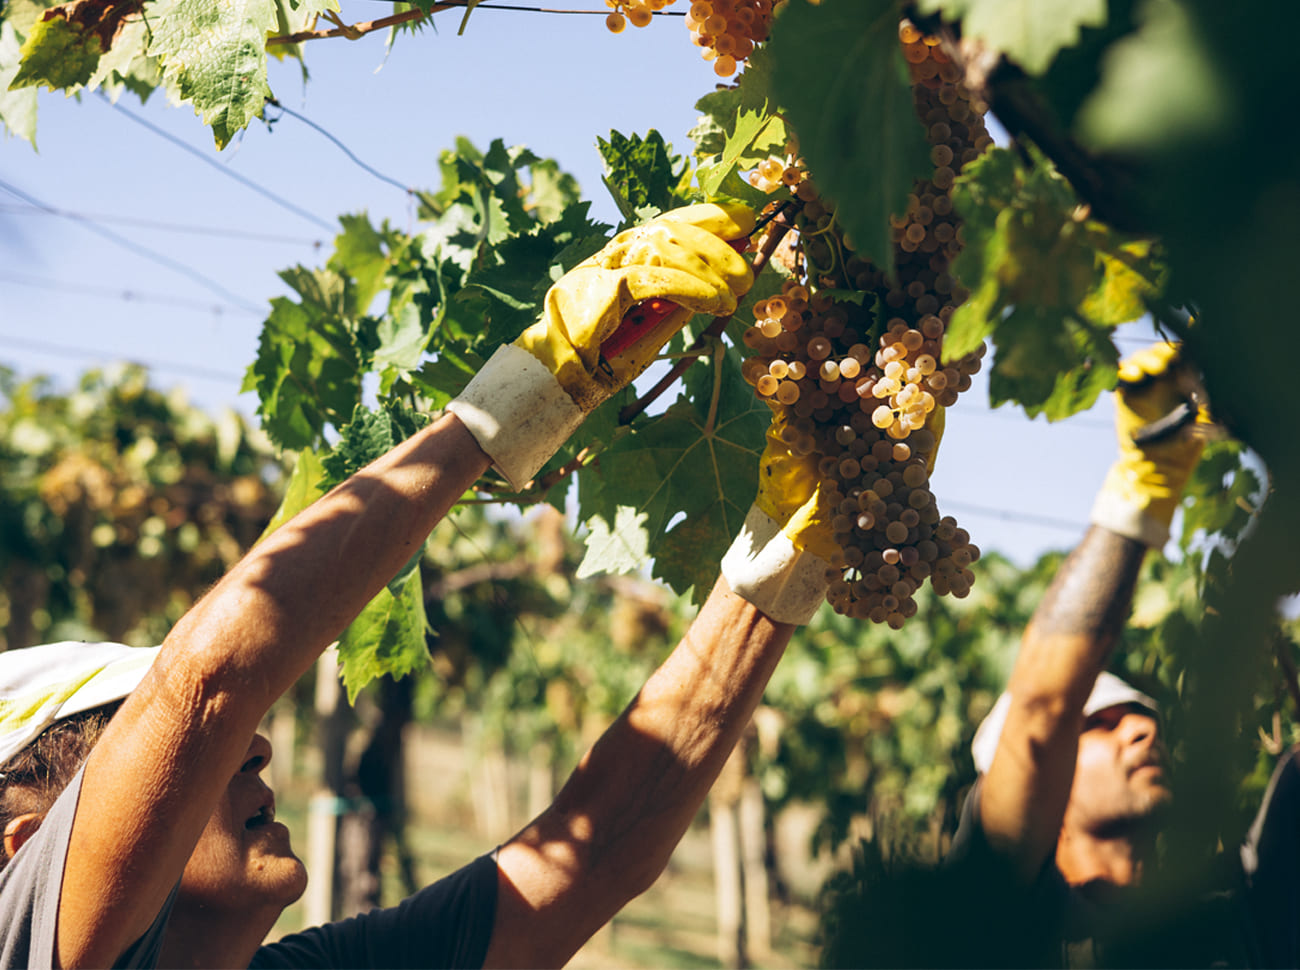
left=617, top=203, right=798, bottom=426
left=467, top=447, right=595, bottom=503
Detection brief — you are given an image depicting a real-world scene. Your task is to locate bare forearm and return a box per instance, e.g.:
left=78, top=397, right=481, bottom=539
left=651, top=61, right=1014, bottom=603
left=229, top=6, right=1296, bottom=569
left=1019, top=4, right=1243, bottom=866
left=1011, top=524, right=1147, bottom=710
left=163, top=412, right=490, bottom=707
left=63, top=413, right=490, bottom=966
left=982, top=524, right=1147, bottom=873
left=488, top=575, right=793, bottom=967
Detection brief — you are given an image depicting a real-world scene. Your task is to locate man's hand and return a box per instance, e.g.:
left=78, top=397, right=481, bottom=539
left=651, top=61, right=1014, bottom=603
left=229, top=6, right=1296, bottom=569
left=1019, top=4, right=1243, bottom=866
left=449, top=203, right=755, bottom=489
left=1091, top=342, right=1213, bottom=547
left=721, top=405, right=836, bottom=625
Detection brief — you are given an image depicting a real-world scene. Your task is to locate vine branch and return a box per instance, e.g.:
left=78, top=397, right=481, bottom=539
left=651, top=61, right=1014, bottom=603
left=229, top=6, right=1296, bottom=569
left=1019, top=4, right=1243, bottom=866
left=267, top=6, right=447, bottom=45
left=909, top=11, right=1150, bottom=237
left=266, top=0, right=682, bottom=46
left=467, top=447, right=594, bottom=504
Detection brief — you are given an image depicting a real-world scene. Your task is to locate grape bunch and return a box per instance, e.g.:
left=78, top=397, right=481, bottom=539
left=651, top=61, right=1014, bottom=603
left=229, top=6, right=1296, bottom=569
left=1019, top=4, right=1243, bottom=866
left=742, top=283, right=984, bottom=624
left=684, top=0, right=775, bottom=76
left=740, top=22, right=993, bottom=623
left=603, top=0, right=672, bottom=34
left=604, top=0, right=779, bottom=78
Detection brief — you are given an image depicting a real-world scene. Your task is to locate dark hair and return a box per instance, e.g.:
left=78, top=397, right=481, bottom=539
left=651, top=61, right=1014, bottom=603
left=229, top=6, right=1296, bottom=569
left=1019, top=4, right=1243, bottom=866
left=0, top=703, right=120, bottom=870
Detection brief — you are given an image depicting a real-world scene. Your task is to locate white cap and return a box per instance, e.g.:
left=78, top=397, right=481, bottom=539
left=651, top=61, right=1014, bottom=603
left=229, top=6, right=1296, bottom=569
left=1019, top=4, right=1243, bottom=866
left=0, top=642, right=160, bottom=771
left=971, top=671, right=1159, bottom=774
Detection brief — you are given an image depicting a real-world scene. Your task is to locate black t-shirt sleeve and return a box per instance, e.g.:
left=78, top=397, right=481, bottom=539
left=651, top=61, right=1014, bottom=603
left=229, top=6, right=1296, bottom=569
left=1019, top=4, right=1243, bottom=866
left=250, top=853, right=498, bottom=970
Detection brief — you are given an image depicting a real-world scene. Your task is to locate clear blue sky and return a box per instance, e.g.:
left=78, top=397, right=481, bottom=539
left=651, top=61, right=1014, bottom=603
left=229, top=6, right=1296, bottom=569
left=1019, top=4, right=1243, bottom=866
left=0, top=7, right=1151, bottom=566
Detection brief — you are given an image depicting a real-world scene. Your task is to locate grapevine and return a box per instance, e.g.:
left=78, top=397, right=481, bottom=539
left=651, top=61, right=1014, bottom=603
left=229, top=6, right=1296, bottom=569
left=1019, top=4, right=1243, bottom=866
left=740, top=22, right=993, bottom=624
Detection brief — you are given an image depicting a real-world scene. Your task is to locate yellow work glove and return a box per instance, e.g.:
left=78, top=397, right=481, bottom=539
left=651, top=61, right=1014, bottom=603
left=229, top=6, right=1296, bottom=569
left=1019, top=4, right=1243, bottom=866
left=721, top=407, right=835, bottom=625
left=1090, top=342, right=1212, bottom=546
left=449, top=203, right=755, bottom=489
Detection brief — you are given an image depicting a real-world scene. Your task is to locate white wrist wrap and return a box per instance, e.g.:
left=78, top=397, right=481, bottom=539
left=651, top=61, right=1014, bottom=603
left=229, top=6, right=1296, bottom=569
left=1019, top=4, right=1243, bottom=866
left=721, top=504, right=830, bottom=626
left=1089, top=489, right=1170, bottom=548
left=447, top=343, right=585, bottom=491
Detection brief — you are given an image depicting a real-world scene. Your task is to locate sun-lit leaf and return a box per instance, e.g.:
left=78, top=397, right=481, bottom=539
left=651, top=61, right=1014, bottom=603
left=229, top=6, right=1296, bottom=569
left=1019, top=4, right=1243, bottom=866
left=577, top=505, right=652, bottom=578
left=336, top=567, right=430, bottom=703
left=1079, top=236, right=1163, bottom=326
left=329, top=214, right=396, bottom=314
left=579, top=343, right=768, bottom=601
left=0, top=21, right=39, bottom=143
left=146, top=0, right=279, bottom=149
left=598, top=129, right=690, bottom=223
left=11, top=12, right=102, bottom=89
left=257, top=447, right=327, bottom=542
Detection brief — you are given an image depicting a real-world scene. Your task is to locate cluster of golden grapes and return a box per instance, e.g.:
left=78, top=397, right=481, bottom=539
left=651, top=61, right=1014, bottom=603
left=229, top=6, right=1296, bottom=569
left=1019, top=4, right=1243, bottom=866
left=685, top=0, right=775, bottom=76
left=604, top=0, right=778, bottom=78
left=740, top=22, right=993, bottom=623
left=741, top=282, right=984, bottom=624
left=603, top=0, right=671, bottom=33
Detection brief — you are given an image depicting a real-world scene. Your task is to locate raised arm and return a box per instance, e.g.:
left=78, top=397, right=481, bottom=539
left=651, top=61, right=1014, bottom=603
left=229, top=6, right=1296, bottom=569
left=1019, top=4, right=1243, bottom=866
left=62, top=414, right=492, bottom=967
left=486, top=577, right=794, bottom=968
left=58, top=203, right=756, bottom=968
left=484, top=384, right=840, bottom=968
left=979, top=343, right=1209, bottom=880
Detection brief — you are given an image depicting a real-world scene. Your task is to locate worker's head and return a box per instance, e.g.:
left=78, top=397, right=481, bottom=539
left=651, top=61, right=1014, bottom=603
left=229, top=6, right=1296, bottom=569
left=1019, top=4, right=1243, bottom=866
left=0, top=642, right=305, bottom=915
left=973, top=671, right=1170, bottom=834
left=1063, top=698, right=1169, bottom=836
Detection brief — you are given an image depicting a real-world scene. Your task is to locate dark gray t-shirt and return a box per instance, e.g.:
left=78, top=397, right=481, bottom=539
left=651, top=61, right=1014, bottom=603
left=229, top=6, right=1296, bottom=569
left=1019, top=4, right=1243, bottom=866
left=0, top=767, right=174, bottom=969
left=0, top=766, right=498, bottom=970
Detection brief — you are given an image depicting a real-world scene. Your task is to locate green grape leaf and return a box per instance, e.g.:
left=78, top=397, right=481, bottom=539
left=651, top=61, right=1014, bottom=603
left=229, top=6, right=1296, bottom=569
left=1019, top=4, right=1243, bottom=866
left=12, top=12, right=102, bottom=89
left=337, top=566, right=430, bottom=703
left=146, top=0, right=279, bottom=148
left=693, top=157, right=777, bottom=209
left=85, top=16, right=154, bottom=93
left=408, top=352, right=479, bottom=410
left=769, top=0, right=930, bottom=269
left=945, top=147, right=1148, bottom=419
left=328, top=214, right=397, bottom=314
left=319, top=402, right=429, bottom=488
left=241, top=269, right=373, bottom=450
left=578, top=343, right=767, bottom=601
left=576, top=505, right=652, bottom=578
left=697, top=106, right=788, bottom=200
left=986, top=306, right=1118, bottom=419
left=691, top=45, right=777, bottom=158
left=1180, top=439, right=1263, bottom=548
left=916, top=0, right=1107, bottom=76
left=0, top=22, right=39, bottom=143
left=598, top=129, right=690, bottom=223
left=376, top=304, right=430, bottom=393
left=527, top=158, right=582, bottom=224
left=1079, top=236, right=1163, bottom=327
left=257, top=446, right=327, bottom=541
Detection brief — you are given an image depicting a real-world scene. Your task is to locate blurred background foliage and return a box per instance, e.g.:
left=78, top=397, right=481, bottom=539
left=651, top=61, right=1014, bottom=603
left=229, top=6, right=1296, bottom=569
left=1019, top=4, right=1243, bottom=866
left=0, top=363, right=283, bottom=649
left=2, top=365, right=1293, bottom=967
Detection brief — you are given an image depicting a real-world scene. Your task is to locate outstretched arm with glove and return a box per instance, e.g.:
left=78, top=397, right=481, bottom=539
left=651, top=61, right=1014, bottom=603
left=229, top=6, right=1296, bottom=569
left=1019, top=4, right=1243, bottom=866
left=449, top=203, right=754, bottom=490
left=46, top=205, right=759, bottom=970
left=977, top=342, right=1212, bottom=883
left=485, top=376, right=852, bottom=968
